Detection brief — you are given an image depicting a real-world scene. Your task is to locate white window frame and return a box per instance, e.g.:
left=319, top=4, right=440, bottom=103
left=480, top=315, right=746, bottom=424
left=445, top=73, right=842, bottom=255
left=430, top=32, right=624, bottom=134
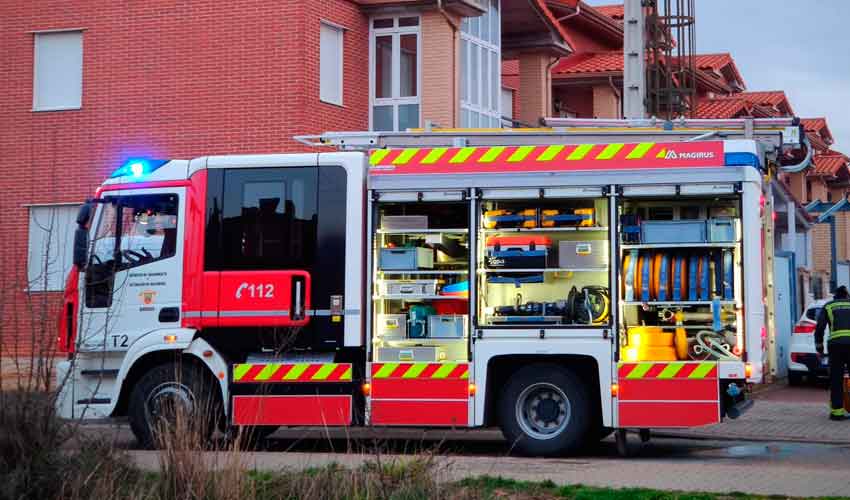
left=26, top=202, right=82, bottom=292
left=32, top=29, right=84, bottom=112
left=460, top=0, right=501, bottom=128
left=368, top=15, right=422, bottom=131
left=320, top=20, right=345, bottom=106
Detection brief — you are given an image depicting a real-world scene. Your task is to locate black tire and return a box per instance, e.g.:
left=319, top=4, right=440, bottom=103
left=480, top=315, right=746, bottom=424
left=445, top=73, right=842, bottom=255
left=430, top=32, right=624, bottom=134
left=788, top=370, right=805, bottom=386
left=498, top=364, right=591, bottom=457
left=128, top=362, right=223, bottom=449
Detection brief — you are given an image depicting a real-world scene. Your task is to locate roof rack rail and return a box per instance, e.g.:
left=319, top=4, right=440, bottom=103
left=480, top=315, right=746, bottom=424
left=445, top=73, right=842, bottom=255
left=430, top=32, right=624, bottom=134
left=294, top=117, right=809, bottom=171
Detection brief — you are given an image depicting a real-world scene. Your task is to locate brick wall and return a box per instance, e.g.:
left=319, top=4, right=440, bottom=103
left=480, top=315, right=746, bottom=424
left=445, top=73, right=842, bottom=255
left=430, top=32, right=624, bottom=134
left=810, top=178, right=829, bottom=203
left=556, top=86, right=594, bottom=118
left=421, top=9, right=459, bottom=128
left=811, top=219, right=832, bottom=276
left=0, top=0, right=369, bottom=354
left=592, top=84, right=620, bottom=119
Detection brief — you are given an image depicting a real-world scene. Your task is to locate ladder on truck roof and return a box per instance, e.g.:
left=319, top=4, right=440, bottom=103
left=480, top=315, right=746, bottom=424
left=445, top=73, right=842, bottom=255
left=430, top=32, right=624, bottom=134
left=295, top=117, right=812, bottom=172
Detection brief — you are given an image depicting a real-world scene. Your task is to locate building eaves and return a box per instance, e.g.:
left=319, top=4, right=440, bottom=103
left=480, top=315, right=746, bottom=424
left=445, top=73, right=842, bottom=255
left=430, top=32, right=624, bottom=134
left=801, top=117, right=834, bottom=145
left=807, top=153, right=850, bottom=178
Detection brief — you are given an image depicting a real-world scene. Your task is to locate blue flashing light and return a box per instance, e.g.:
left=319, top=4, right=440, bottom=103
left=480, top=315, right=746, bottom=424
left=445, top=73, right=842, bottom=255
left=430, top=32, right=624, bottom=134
left=129, top=161, right=145, bottom=178
left=724, top=152, right=761, bottom=170
left=110, top=158, right=169, bottom=179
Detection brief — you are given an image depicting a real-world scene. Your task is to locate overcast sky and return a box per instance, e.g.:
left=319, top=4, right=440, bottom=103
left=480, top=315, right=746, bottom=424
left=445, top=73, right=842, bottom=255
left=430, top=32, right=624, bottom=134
left=584, top=0, right=850, bottom=151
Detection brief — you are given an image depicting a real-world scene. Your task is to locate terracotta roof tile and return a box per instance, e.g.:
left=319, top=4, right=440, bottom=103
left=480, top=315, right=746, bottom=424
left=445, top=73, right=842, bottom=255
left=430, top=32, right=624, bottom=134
left=808, top=153, right=850, bottom=177
left=801, top=117, right=834, bottom=146
left=720, top=90, right=794, bottom=115
left=594, top=4, right=624, bottom=21
left=693, top=53, right=745, bottom=88
left=552, top=51, right=623, bottom=75
left=693, top=98, right=751, bottom=119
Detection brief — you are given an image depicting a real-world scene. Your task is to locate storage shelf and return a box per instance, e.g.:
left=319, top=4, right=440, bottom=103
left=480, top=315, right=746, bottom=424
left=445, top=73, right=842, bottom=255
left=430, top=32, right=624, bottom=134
left=373, top=295, right=464, bottom=300
left=482, top=226, right=608, bottom=234
left=378, top=270, right=469, bottom=275
left=479, top=268, right=607, bottom=273
left=620, top=242, right=738, bottom=249
left=621, top=300, right=736, bottom=306
left=377, top=228, right=468, bottom=234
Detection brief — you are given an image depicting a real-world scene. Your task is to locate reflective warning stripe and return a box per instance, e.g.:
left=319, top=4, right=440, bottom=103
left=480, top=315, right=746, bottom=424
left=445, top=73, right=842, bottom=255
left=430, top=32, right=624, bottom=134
left=479, top=146, right=506, bottom=163
left=619, top=362, right=717, bottom=380
left=421, top=147, right=448, bottom=164
left=567, top=144, right=594, bottom=160
left=370, top=149, right=391, bottom=165
left=233, top=363, right=353, bottom=383
left=596, top=143, right=624, bottom=160
left=449, top=147, right=477, bottom=163
left=626, top=142, right=655, bottom=159
left=370, top=143, right=669, bottom=167
left=536, top=145, right=565, bottom=161
left=392, top=148, right=419, bottom=165
left=371, top=363, right=469, bottom=379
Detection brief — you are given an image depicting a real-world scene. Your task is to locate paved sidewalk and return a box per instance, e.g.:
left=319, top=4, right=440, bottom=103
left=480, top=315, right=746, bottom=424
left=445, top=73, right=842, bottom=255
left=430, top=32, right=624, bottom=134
left=659, top=385, right=850, bottom=444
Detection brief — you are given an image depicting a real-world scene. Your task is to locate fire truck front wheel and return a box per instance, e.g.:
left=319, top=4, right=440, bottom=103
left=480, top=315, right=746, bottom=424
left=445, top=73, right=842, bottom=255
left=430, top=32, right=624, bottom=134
left=128, top=362, right=223, bottom=449
left=498, top=364, right=590, bottom=457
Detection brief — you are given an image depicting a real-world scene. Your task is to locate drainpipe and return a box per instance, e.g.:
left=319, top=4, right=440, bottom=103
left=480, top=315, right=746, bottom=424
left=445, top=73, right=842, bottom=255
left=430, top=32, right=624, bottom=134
left=831, top=215, right=838, bottom=292
left=556, top=2, right=581, bottom=23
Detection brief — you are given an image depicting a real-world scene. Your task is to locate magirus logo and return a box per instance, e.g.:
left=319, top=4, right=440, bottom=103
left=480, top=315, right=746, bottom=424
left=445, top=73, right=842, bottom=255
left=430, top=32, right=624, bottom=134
left=656, top=148, right=716, bottom=160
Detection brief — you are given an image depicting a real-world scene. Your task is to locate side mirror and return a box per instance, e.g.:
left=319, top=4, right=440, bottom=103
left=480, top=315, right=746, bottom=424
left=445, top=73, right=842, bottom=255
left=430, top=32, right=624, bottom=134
left=76, top=202, right=93, bottom=226
left=73, top=227, right=89, bottom=269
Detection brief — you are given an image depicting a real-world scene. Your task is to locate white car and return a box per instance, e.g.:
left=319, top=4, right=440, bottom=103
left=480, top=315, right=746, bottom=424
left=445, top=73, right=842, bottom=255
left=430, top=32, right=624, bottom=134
left=788, top=299, right=830, bottom=385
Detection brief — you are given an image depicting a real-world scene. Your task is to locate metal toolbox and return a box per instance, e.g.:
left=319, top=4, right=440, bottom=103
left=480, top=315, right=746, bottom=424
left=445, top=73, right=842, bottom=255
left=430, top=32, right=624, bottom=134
left=485, top=236, right=551, bottom=269
left=381, top=215, right=428, bottom=230
left=379, top=247, right=434, bottom=270
left=376, top=314, right=408, bottom=340
left=641, top=220, right=706, bottom=244
left=375, top=346, right=438, bottom=362
left=558, top=241, right=608, bottom=269
left=707, top=217, right=737, bottom=242
left=428, top=315, right=467, bottom=338
left=379, top=279, right=439, bottom=296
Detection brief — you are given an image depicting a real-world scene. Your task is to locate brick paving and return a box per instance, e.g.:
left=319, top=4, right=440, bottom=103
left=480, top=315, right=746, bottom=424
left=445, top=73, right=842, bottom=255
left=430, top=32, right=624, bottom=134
left=658, top=383, right=850, bottom=444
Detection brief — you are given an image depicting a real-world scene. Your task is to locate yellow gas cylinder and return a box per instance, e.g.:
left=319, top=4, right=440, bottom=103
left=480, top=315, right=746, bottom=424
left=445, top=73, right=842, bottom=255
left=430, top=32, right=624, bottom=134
left=625, top=326, right=677, bottom=361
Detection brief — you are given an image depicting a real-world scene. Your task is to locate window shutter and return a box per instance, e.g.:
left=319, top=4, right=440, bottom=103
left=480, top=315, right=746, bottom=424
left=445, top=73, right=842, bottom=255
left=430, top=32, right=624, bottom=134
left=33, top=31, right=83, bottom=111
left=320, top=23, right=343, bottom=105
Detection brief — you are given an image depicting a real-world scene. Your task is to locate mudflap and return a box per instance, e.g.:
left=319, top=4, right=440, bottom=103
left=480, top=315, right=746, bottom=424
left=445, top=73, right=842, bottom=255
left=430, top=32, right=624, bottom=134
left=617, top=361, right=720, bottom=428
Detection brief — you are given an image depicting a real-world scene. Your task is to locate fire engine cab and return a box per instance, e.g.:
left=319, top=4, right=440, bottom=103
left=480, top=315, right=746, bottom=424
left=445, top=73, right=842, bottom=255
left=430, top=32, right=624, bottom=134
left=56, top=118, right=809, bottom=455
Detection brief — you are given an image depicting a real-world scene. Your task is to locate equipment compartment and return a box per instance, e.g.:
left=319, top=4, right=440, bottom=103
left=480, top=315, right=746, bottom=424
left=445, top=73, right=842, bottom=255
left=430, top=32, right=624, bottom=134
left=372, top=198, right=471, bottom=363
left=477, top=197, right=611, bottom=327
left=618, top=196, right=743, bottom=363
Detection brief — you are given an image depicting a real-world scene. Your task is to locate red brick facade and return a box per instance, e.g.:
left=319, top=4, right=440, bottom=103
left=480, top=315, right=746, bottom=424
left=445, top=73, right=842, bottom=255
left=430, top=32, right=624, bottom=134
left=1, top=0, right=371, bottom=353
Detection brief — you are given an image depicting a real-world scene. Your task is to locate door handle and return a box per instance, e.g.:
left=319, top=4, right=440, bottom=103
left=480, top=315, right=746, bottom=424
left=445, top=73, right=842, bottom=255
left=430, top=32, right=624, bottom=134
left=159, top=307, right=180, bottom=323
left=291, top=277, right=305, bottom=321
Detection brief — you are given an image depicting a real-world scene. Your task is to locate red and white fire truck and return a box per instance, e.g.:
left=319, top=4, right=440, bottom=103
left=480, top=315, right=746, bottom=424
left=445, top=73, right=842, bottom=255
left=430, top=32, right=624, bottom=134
left=56, top=118, right=809, bottom=455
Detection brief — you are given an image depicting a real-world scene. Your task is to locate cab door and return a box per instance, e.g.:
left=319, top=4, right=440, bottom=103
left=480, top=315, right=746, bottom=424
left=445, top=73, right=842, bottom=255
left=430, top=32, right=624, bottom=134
left=204, top=164, right=350, bottom=349
left=78, top=188, right=184, bottom=353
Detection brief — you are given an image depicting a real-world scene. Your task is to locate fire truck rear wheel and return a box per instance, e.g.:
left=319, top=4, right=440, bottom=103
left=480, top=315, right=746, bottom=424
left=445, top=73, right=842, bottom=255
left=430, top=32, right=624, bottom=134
left=128, top=362, right=223, bottom=449
left=498, top=364, right=590, bottom=457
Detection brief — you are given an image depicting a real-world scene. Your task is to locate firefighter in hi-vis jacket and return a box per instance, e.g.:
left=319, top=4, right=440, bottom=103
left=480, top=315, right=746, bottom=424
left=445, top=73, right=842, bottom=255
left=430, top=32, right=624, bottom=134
left=815, top=286, right=850, bottom=420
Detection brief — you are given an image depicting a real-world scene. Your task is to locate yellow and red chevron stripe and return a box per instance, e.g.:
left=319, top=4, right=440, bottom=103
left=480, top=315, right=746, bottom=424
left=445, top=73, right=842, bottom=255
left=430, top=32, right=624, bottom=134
left=371, top=362, right=469, bottom=380
left=618, top=361, right=717, bottom=380
left=369, top=141, right=723, bottom=176
left=233, top=363, right=352, bottom=383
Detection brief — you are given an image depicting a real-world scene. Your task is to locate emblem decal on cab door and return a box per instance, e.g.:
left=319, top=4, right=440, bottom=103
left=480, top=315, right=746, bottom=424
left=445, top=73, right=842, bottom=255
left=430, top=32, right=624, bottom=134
left=139, top=290, right=157, bottom=305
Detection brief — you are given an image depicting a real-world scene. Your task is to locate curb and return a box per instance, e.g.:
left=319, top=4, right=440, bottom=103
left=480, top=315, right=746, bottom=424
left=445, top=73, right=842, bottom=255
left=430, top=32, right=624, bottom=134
left=652, top=431, right=850, bottom=446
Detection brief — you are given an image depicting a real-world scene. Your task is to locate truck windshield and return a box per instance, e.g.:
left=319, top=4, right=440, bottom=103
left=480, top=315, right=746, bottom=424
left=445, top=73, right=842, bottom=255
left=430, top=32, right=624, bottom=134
left=90, top=194, right=178, bottom=270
